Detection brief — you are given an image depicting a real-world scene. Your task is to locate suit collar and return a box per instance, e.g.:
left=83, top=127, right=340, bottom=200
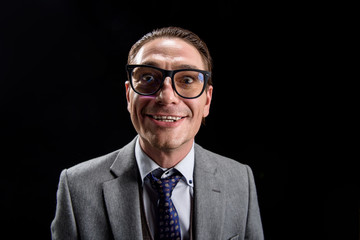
left=109, top=136, right=138, bottom=177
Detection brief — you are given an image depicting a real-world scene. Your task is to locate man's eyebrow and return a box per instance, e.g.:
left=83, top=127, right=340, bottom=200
left=140, top=61, right=160, bottom=67
left=174, top=64, right=200, bottom=70
left=140, top=61, right=201, bottom=70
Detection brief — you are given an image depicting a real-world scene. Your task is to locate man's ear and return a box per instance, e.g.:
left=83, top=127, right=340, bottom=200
left=203, top=85, right=213, bottom=118
left=125, top=81, right=131, bottom=113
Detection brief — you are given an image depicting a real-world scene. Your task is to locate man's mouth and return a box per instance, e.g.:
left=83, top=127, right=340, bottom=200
left=147, top=115, right=185, bottom=122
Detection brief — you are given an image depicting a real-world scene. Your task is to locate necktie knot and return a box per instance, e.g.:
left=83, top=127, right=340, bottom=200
left=149, top=170, right=182, bottom=200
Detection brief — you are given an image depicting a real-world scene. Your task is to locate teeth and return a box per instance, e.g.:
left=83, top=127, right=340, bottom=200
left=151, top=115, right=183, bottom=122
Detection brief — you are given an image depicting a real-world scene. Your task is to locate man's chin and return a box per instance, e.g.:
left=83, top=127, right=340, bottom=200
left=142, top=132, right=190, bottom=152
left=151, top=137, right=183, bottom=151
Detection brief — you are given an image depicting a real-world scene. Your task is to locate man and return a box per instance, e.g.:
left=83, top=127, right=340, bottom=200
left=51, top=27, right=264, bottom=240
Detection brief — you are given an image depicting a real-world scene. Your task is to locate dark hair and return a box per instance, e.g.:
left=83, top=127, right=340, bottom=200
left=128, top=27, right=213, bottom=86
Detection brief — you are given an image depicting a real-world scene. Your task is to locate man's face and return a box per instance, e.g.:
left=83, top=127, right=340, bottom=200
left=126, top=38, right=213, bottom=152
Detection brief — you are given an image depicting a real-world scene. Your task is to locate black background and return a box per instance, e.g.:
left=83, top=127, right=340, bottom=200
left=1, top=1, right=358, bottom=239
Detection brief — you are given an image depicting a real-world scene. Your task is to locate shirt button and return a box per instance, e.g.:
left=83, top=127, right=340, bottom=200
left=189, top=180, right=193, bottom=184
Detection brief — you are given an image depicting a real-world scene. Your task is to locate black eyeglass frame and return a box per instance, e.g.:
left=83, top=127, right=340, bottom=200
left=126, top=64, right=211, bottom=99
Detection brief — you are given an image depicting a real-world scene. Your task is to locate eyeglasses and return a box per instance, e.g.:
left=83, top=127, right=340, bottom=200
left=126, top=64, right=211, bottom=99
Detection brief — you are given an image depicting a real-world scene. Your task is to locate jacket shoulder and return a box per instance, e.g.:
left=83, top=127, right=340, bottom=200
left=64, top=137, right=137, bottom=185
left=194, top=143, right=253, bottom=185
left=65, top=150, right=120, bottom=184
left=195, top=144, right=249, bottom=170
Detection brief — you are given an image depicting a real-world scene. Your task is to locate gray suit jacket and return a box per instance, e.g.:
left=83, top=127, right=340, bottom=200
left=51, top=137, right=264, bottom=240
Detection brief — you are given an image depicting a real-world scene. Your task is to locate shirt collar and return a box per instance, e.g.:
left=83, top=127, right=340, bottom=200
left=135, top=136, right=194, bottom=187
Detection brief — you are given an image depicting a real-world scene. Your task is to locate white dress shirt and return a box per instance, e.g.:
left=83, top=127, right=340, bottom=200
left=135, top=137, right=194, bottom=240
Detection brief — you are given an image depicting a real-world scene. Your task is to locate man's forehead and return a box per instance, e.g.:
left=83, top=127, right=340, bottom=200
left=133, top=38, right=205, bottom=70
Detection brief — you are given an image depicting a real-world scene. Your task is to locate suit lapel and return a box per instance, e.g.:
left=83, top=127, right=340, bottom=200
left=102, top=138, right=144, bottom=240
left=193, top=144, right=226, bottom=239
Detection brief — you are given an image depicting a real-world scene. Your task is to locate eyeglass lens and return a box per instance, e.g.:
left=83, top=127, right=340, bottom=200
left=131, top=66, right=205, bottom=98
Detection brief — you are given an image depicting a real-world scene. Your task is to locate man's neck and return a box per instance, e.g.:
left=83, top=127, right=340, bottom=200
left=139, top=137, right=194, bottom=169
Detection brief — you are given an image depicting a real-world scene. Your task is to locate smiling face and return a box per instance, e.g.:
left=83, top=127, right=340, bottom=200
left=126, top=38, right=213, bottom=157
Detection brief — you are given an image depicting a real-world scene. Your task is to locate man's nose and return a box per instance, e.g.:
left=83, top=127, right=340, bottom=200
left=155, top=77, right=179, bottom=105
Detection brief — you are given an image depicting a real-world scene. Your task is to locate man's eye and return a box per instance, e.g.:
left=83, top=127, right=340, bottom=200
left=142, top=75, right=155, bottom=82
left=183, top=77, right=194, bottom=84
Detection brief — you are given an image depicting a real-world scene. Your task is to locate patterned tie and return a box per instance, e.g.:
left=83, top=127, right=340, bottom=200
left=149, top=169, right=182, bottom=240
